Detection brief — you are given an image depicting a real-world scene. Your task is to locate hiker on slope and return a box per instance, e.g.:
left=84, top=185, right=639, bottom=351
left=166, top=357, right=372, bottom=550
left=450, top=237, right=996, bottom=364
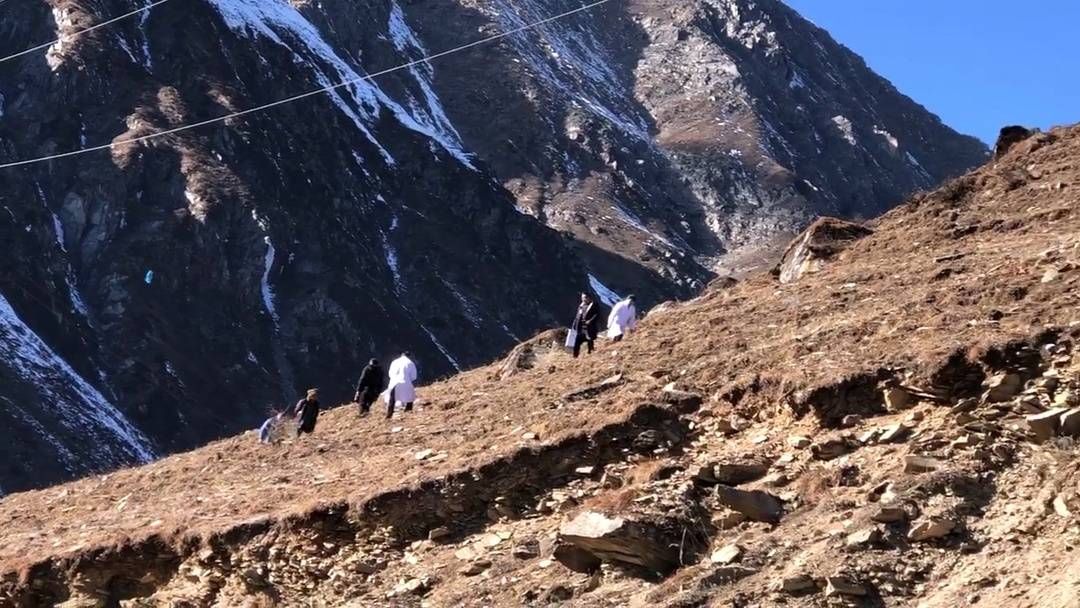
left=607, top=294, right=637, bottom=343
left=570, top=293, right=600, bottom=358
left=258, top=410, right=287, bottom=444
left=354, top=358, right=386, bottom=417
left=293, top=388, right=321, bottom=436
left=384, top=352, right=418, bottom=419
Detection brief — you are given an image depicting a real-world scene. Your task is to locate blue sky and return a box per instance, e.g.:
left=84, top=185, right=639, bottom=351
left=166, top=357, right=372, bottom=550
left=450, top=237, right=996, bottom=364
left=784, top=0, right=1080, bottom=144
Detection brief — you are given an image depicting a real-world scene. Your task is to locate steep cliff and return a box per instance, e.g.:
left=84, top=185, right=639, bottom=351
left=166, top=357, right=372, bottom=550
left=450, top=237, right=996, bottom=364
left=0, top=0, right=986, bottom=492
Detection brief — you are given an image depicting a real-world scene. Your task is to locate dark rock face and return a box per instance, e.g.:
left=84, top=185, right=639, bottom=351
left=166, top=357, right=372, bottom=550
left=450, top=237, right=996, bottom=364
left=0, top=0, right=986, bottom=493
left=994, top=125, right=1035, bottom=159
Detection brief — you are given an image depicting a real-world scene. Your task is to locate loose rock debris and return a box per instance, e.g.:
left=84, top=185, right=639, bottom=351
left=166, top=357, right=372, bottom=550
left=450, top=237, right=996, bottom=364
left=3, top=125, right=1080, bottom=607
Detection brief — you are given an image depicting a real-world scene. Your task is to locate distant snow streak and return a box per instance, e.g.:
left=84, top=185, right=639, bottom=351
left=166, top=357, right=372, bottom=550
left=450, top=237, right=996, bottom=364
left=420, top=324, right=462, bottom=371
left=211, top=0, right=475, bottom=169
left=612, top=204, right=675, bottom=248
left=51, top=213, right=66, bottom=252
left=588, top=273, right=621, bottom=307
left=261, top=237, right=280, bottom=325
left=442, top=278, right=483, bottom=329
left=386, top=1, right=476, bottom=169
left=382, top=213, right=404, bottom=294
left=212, top=0, right=391, bottom=162
left=491, top=0, right=651, bottom=142
left=0, top=293, right=154, bottom=465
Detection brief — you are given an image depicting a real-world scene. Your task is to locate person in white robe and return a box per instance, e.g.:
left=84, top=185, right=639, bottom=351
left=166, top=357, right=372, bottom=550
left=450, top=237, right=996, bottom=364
left=606, top=295, right=637, bottom=342
left=384, top=352, right=418, bottom=419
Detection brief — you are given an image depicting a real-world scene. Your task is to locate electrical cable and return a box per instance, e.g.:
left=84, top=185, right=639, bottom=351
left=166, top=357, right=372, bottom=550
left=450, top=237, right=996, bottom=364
left=0, top=0, right=175, bottom=65
left=0, top=0, right=614, bottom=170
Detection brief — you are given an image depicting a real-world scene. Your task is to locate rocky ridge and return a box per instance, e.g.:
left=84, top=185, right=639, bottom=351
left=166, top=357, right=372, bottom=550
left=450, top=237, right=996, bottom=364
left=0, top=126, right=1075, bottom=606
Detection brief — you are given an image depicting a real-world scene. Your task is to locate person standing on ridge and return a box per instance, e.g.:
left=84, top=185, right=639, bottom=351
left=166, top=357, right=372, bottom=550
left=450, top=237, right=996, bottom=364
left=385, top=352, right=417, bottom=419
left=354, top=358, right=385, bottom=417
left=293, top=388, right=321, bottom=436
left=570, top=293, right=600, bottom=358
left=607, top=294, right=637, bottom=343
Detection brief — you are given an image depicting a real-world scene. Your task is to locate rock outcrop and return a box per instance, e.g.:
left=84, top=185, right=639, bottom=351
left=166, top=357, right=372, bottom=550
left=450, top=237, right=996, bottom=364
left=774, top=217, right=873, bottom=283
left=558, top=510, right=687, bottom=575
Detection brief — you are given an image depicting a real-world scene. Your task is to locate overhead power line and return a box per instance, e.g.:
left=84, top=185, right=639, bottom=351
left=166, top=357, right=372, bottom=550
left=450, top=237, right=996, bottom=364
left=0, top=0, right=614, bottom=170
left=0, top=0, right=175, bottom=65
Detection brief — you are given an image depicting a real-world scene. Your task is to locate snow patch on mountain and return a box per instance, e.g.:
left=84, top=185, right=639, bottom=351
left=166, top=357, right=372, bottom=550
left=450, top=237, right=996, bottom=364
left=211, top=0, right=392, bottom=163
left=65, top=278, right=90, bottom=318
left=164, top=361, right=186, bottom=389
left=211, top=0, right=475, bottom=169
left=0, top=293, right=154, bottom=465
left=611, top=204, right=676, bottom=248
left=490, top=0, right=651, bottom=142
left=831, top=115, right=857, bottom=146
left=442, top=279, right=482, bottom=329
left=51, top=213, right=66, bottom=252
left=137, top=0, right=154, bottom=70
left=261, top=237, right=279, bottom=325
left=789, top=69, right=808, bottom=90
left=384, top=2, right=476, bottom=169
left=873, top=126, right=899, bottom=150
left=588, top=274, right=622, bottom=307
left=420, top=324, right=461, bottom=371
left=905, top=151, right=932, bottom=183
left=382, top=214, right=404, bottom=294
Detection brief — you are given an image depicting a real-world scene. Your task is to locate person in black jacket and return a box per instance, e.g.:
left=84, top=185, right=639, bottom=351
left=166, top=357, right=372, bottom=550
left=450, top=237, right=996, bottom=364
left=354, top=359, right=385, bottom=417
left=293, top=388, right=321, bottom=436
left=571, top=293, right=600, bottom=358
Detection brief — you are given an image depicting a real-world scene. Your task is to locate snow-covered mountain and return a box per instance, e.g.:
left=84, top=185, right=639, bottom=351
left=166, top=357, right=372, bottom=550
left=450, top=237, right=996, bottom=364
left=0, top=0, right=985, bottom=493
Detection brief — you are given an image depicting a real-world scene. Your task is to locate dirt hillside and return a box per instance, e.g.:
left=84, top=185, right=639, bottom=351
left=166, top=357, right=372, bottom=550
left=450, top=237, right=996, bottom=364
left=1, top=126, right=1078, bottom=607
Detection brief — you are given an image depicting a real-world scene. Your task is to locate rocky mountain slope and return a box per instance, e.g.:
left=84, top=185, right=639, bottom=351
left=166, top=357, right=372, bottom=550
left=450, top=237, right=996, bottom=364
left=0, top=0, right=985, bottom=494
left=0, top=126, right=1074, bottom=607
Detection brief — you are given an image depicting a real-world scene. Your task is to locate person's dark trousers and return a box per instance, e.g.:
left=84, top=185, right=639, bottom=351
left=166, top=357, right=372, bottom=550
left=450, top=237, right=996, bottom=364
left=358, top=392, right=376, bottom=415
left=386, top=387, right=415, bottom=418
left=573, top=333, right=595, bottom=358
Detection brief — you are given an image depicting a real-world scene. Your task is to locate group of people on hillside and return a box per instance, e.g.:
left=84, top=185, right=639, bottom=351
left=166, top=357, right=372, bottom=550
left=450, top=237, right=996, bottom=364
left=569, top=292, right=637, bottom=357
left=258, top=352, right=418, bottom=443
left=258, top=292, right=636, bottom=442
left=352, top=352, right=418, bottom=418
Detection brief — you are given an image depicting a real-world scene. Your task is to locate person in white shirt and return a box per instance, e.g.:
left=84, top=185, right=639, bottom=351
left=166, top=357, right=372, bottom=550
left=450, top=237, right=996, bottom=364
left=384, top=352, right=418, bottom=419
left=606, top=295, right=638, bottom=343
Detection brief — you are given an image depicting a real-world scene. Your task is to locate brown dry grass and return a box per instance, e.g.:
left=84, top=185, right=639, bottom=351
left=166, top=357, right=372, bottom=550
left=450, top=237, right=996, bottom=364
left=2, top=126, right=1079, bottom=589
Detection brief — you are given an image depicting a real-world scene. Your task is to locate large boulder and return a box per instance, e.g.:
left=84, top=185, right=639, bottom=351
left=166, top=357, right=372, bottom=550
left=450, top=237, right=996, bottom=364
left=558, top=511, right=684, bottom=575
left=659, top=384, right=704, bottom=414
left=773, top=218, right=873, bottom=284
left=994, top=125, right=1034, bottom=159
left=714, top=485, right=785, bottom=523
left=494, top=329, right=565, bottom=380
left=557, top=495, right=711, bottom=577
